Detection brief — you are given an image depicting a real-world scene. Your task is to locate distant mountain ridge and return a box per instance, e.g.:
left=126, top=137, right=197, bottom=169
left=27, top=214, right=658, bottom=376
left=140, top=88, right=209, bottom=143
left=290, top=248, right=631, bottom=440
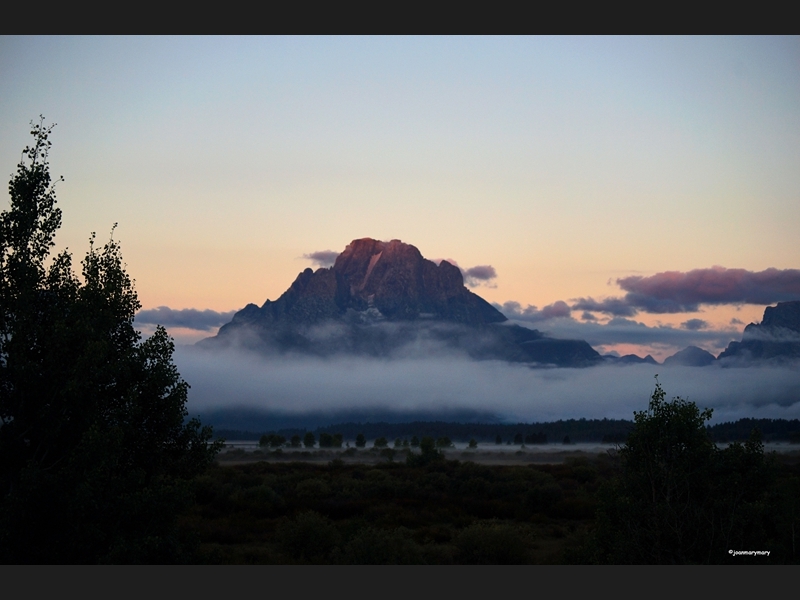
left=202, top=238, right=601, bottom=367
left=718, top=301, right=800, bottom=363
left=200, top=240, right=800, bottom=367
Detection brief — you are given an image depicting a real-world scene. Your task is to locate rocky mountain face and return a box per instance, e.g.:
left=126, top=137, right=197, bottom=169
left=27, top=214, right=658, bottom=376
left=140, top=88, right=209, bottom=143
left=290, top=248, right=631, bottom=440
left=203, top=238, right=601, bottom=367
left=229, top=238, right=506, bottom=328
left=718, top=301, right=800, bottom=363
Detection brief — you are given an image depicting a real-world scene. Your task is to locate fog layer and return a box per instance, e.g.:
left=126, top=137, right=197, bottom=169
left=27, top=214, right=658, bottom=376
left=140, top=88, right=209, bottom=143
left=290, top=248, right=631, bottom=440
left=175, top=346, right=800, bottom=429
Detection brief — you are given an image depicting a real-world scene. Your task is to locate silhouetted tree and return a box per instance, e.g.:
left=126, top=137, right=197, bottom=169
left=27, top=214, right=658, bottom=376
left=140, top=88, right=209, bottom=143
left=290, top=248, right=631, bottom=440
left=303, top=432, right=316, bottom=448
left=355, top=433, right=366, bottom=448
left=590, top=377, right=776, bottom=564
left=0, top=118, right=221, bottom=563
left=407, top=436, right=443, bottom=467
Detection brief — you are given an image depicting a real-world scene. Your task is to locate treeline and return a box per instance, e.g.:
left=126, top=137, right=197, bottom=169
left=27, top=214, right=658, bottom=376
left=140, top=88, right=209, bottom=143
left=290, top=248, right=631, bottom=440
left=213, top=418, right=634, bottom=444
left=214, top=417, right=800, bottom=445
left=706, top=418, right=800, bottom=442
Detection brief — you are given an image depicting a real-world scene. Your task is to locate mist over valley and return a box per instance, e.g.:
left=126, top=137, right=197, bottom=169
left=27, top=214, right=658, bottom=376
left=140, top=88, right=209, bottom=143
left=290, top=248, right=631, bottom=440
left=147, top=237, right=800, bottom=431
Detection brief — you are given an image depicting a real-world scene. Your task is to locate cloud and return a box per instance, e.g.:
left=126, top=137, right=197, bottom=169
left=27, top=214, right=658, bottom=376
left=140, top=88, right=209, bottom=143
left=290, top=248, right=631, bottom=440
left=504, top=313, right=741, bottom=354
left=135, top=307, right=237, bottom=331
left=495, top=301, right=737, bottom=352
left=176, top=347, right=800, bottom=428
left=571, top=296, right=638, bottom=317
left=496, top=300, right=571, bottom=322
left=617, top=267, right=800, bottom=313
left=463, top=265, right=497, bottom=288
left=303, top=250, right=339, bottom=268
left=681, top=319, right=709, bottom=331
left=571, top=267, right=800, bottom=317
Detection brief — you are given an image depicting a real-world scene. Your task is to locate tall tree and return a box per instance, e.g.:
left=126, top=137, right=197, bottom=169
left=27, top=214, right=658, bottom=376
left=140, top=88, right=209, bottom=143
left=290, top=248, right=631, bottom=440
left=0, top=118, right=221, bottom=563
left=590, top=377, right=775, bottom=564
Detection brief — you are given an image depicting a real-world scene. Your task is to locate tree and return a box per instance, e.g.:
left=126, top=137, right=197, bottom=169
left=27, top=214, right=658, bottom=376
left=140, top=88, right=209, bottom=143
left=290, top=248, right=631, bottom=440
left=436, top=436, right=453, bottom=448
left=355, top=433, right=366, bottom=448
left=260, top=434, right=285, bottom=448
left=406, top=436, right=443, bottom=467
left=303, top=432, right=316, bottom=448
left=590, top=376, right=775, bottom=564
left=0, top=118, right=221, bottom=563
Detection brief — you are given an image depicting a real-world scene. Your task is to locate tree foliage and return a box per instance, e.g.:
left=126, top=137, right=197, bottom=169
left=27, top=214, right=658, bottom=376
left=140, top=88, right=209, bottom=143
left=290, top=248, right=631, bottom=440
left=589, top=377, right=775, bottom=564
left=0, top=118, right=221, bottom=563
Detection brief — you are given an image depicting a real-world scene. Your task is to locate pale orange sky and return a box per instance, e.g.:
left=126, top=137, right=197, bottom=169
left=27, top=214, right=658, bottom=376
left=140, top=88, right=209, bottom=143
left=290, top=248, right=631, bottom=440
left=2, top=37, right=798, bottom=359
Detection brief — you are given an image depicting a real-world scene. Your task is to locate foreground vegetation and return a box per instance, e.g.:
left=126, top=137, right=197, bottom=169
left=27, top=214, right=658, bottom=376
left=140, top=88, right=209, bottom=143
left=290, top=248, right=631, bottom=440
left=186, top=379, right=800, bottom=564
left=180, top=445, right=800, bottom=564
left=182, top=455, right=604, bottom=564
left=0, top=119, right=220, bottom=563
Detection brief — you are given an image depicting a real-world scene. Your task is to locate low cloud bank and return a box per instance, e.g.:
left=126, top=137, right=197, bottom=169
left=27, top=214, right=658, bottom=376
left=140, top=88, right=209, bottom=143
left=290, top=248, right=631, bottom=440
left=499, top=301, right=572, bottom=323
left=618, top=267, right=800, bottom=312
left=572, top=267, right=800, bottom=317
left=136, top=307, right=237, bottom=331
left=525, top=317, right=740, bottom=352
left=176, top=347, right=800, bottom=429
left=494, top=304, right=739, bottom=354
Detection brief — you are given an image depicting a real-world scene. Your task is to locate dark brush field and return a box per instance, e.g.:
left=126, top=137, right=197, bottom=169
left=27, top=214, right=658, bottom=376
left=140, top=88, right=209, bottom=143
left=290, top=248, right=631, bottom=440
left=179, top=447, right=800, bottom=564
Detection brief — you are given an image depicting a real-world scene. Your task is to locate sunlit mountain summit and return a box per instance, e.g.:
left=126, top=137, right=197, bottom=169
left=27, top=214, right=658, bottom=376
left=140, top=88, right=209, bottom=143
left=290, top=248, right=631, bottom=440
left=200, top=238, right=601, bottom=367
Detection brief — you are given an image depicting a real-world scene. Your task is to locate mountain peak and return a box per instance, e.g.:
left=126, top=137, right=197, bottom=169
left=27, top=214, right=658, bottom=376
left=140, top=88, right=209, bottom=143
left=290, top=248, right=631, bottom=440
left=222, top=238, right=506, bottom=330
left=203, top=237, right=601, bottom=366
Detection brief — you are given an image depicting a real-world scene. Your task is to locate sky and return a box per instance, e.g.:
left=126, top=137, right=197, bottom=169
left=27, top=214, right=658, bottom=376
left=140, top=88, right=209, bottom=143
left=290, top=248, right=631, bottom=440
left=2, top=36, right=800, bottom=362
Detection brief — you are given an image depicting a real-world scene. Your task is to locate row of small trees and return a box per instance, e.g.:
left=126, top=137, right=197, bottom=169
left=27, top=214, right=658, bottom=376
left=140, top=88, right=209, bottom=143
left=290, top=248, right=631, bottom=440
left=259, top=433, right=461, bottom=450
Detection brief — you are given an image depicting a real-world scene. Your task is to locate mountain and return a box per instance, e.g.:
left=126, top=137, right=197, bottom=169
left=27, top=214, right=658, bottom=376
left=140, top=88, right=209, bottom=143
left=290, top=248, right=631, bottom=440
left=718, top=301, right=800, bottom=363
left=662, top=346, right=716, bottom=367
left=604, top=354, right=659, bottom=365
left=201, top=238, right=601, bottom=367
